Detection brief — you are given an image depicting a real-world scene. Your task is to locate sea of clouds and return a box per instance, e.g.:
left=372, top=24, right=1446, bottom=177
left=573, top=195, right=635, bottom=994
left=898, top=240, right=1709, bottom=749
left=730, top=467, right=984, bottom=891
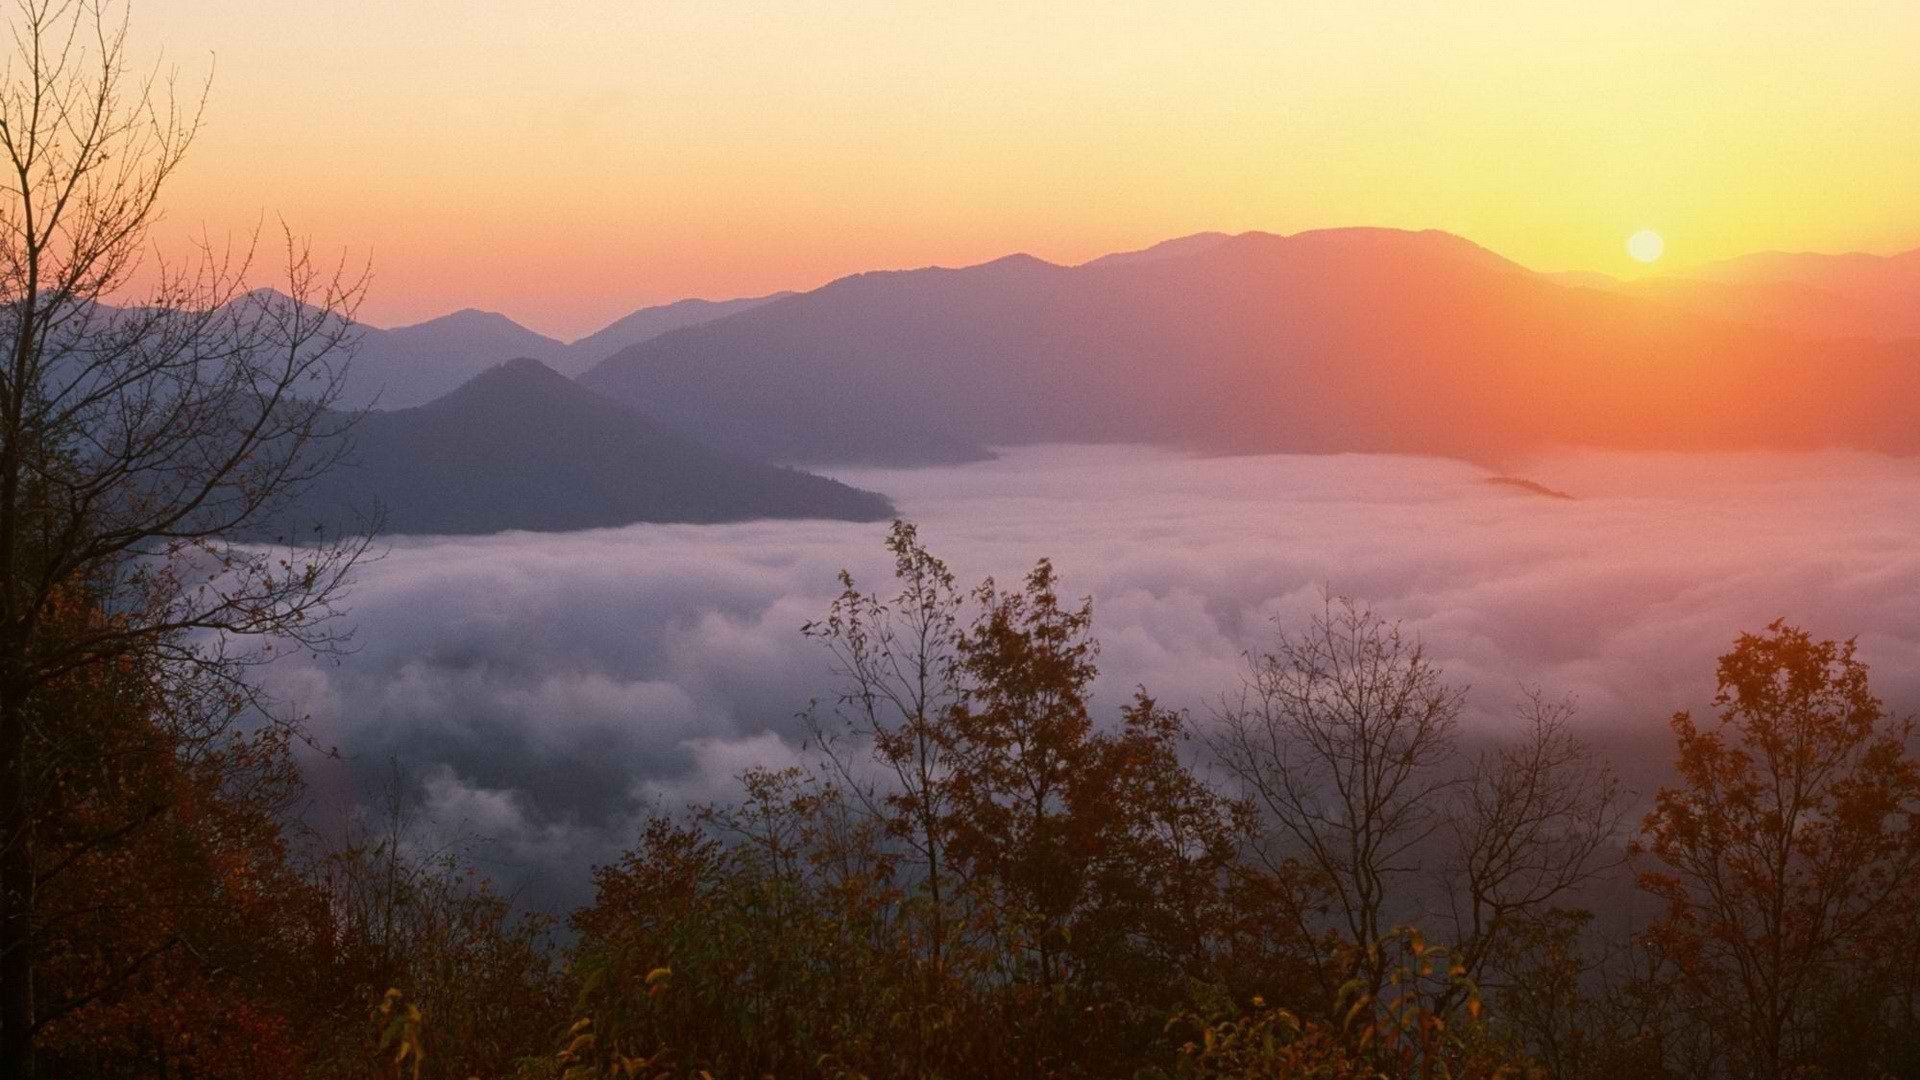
left=265, top=445, right=1920, bottom=912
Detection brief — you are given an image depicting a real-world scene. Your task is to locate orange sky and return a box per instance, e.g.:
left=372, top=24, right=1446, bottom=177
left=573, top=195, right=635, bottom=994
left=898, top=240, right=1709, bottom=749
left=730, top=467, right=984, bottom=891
left=136, top=1, right=1920, bottom=339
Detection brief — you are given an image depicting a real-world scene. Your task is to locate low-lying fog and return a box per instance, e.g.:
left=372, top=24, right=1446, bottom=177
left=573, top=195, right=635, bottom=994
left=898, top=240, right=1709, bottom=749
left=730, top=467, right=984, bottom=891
left=270, top=445, right=1920, bottom=911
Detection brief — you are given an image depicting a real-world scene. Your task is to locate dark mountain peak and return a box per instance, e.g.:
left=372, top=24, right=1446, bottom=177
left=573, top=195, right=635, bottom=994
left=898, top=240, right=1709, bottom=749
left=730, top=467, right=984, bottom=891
left=224, top=287, right=340, bottom=324
left=483, top=355, right=568, bottom=383
left=258, top=351, right=893, bottom=538
left=971, top=252, right=1059, bottom=272
left=392, top=307, right=540, bottom=335
left=488, top=355, right=563, bottom=378
left=422, top=356, right=589, bottom=413
left=238, top=286, right=296, bottom=306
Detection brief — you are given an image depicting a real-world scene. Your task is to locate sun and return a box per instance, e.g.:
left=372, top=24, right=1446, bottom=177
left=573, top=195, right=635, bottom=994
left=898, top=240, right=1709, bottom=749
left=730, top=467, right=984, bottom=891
left=1627, top=229, right=1665, bottom=264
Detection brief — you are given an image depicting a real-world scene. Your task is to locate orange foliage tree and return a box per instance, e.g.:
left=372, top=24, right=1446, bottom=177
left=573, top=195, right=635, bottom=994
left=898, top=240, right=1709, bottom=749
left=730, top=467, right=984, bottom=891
left=1637, top=620, right=1920, bottom=1079
left=575, top=527, right=1255, bottom=1078
left=0, top=2, right=366, bottom=1071
left=24, top=589, right=332, bottom=1078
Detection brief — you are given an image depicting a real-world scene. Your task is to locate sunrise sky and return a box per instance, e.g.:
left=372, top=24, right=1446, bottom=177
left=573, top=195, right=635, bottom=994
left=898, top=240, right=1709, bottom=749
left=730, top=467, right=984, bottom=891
left=140, top=0, right=1920, bottom=338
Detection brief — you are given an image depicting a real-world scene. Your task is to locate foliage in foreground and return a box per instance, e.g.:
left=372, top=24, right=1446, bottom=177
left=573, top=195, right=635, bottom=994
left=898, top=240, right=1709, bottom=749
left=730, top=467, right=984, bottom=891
left=19, top=521, right=1920, bottom=1080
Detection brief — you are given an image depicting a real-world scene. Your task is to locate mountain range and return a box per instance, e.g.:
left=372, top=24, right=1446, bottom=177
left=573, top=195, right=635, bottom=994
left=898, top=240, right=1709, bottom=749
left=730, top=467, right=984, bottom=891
left=577, top=228, right=1920, bottom=466
left=1612, top=248, right=1920, bottom=341
left=339, top=292, right=789, bottom=409
left=241, top=227, right=1920, bottom=538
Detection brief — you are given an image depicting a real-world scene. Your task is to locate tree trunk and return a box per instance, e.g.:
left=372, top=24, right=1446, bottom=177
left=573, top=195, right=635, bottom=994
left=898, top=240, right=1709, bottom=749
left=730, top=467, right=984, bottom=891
left=0, top=687, right=35, bottom=1080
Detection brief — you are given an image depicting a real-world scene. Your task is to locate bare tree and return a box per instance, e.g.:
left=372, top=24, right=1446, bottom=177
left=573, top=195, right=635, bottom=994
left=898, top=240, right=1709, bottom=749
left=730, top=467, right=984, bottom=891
left=0, top=2, right=366, bottom=1073
left=1208, top=595, right=1465, bottom=997
left=802, top=520, right=966, bottom=972
left=1440, top=690, right=1623, bottom=1009
left=1211, top=596, right=1628, bottom=1031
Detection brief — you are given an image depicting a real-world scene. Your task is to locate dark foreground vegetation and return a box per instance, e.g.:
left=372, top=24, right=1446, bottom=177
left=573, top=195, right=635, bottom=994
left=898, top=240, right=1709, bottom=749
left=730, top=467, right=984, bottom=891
left=4, top=3, right=1919, bottom=1078
left=17, top=516, right=1920, bottom=1080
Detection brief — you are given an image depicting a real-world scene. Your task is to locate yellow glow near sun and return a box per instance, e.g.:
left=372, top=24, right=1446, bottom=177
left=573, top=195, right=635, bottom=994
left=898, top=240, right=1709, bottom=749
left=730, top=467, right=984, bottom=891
left=129, top=2, right=1920, bottom=334
left=1627, top=230, right=1665, bottom=264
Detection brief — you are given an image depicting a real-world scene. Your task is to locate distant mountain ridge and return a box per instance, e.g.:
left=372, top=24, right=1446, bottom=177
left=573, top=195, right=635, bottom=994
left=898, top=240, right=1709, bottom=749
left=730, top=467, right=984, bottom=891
left=255, top=358, right=892, bottom=537
left=1690, top=247, right=1920, bottom=291
left=556, top=293, right=792, bottom=375
left=1535, top=246, right=1920, bottom=341
left=347, top=309, right=570, bottom=409
left=1636, top=247, right=1920, bottom=340
left=576, top=226, right=1920, bottom=466
left=1080, top=232, right=1233, bottom=269
left=334, top=293, right=792, bottom=409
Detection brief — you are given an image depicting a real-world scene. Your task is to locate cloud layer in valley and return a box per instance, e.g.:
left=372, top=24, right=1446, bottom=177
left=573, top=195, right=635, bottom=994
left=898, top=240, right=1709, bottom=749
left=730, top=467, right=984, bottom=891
left=266, top=445, right=1920, bottom=911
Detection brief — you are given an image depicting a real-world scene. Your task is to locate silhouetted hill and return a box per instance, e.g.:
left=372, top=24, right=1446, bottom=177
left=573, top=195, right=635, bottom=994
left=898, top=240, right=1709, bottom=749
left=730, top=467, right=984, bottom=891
left=580, top=227, right=1920, bottom=466
left=258, top=358, right=893, bottom=537
left=1691, top=247, right=1920, bottom=295
left=344, top=309, right=570, bottom=409
left=1082, top=232, right=1232, bottom=269
left=557, top=293, right=793, bottom=374
left=332, top=295, right=795, bottom=409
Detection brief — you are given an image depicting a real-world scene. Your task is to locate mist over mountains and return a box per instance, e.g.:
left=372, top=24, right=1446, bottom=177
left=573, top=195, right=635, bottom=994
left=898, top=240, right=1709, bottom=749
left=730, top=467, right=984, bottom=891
left=273, top=446, right=1920, bottom=913
left=259, top=227, right=1920, bottom=538
left=267, top=226, right=1920, bottom=814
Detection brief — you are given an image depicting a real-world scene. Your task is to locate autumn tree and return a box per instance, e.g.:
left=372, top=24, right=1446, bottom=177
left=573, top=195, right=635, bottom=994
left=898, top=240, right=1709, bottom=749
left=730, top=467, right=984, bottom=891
left=941, top=562, right=1249, bottom=1072
left=1071, top=692, right=1242, bottom=995
left=802, top=520, right=965, bottom=975
left=569, top=773, right=926, bottom=1078
left=575, top=528, right=1256, bottom=1077
left=860, top=541, right=1245, bottom=1071
left=10, top=583, right=336, bottom=1079
left=942, top=557, right=1101, bottom=1005
left=1151, top=930, right=1544, bottom=1080
left=0, top=2, right=366, bottom=1073
left=305, top=782, right=562, bottom=1080
left=1637, top=620, right=1920, bottom=1080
